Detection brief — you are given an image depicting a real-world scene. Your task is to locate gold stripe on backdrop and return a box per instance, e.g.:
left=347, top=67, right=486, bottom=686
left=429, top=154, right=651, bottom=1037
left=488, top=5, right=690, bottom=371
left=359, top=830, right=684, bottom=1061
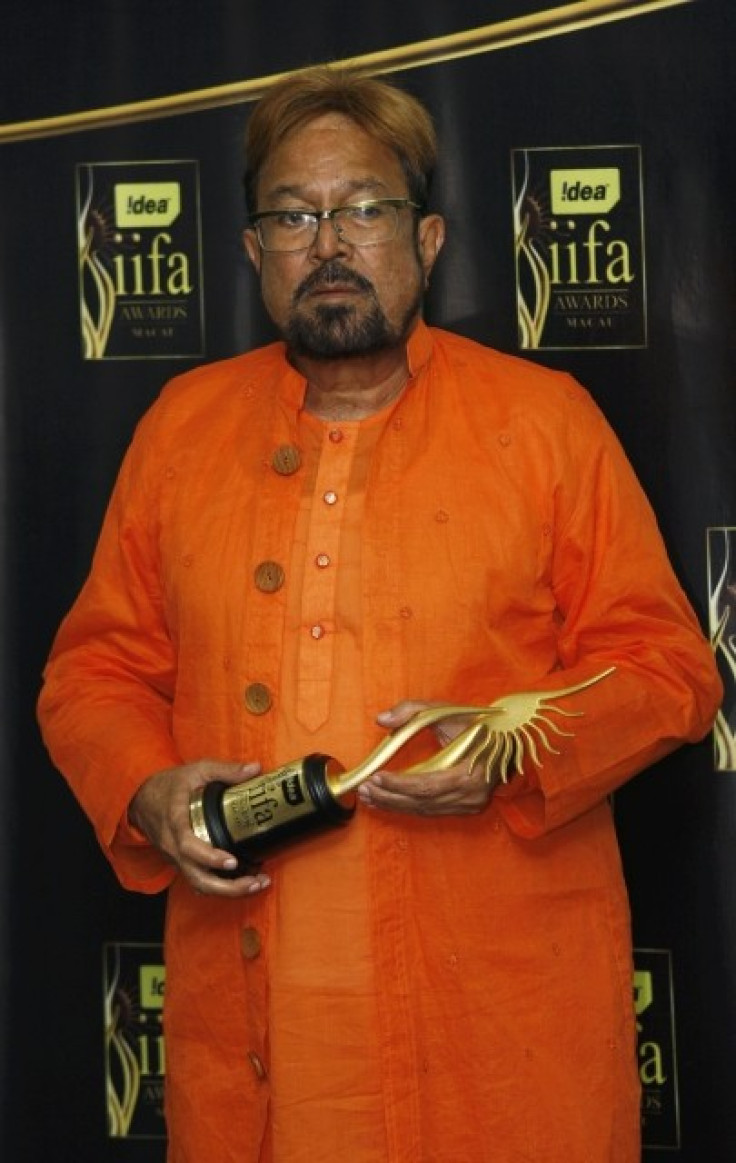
left=0, top=0, right=692, bottom=142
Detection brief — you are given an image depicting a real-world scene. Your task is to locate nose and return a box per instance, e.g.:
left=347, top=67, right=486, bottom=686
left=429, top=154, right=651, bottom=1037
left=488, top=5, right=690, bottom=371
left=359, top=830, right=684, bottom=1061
left=309, top=215, right=349, bottom=261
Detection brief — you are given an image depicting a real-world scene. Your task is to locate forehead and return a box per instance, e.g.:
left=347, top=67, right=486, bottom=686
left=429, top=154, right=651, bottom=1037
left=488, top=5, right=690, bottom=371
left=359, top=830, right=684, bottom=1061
left=256, top=112, right=408, bottom=206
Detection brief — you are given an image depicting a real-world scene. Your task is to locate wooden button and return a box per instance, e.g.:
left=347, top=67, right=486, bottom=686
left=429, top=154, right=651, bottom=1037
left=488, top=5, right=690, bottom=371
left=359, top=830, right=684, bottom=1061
left=271, top=444, right=301, bottom=475
left=244, top=683, right=272, bottom=714
left=241, top=927, right=261, bottom=960
left=254, top=560, right=285, bottom=593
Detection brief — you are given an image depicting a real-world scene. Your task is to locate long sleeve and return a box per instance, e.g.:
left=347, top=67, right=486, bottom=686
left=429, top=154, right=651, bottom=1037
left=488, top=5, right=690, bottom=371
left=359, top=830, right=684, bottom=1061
left=38, top=407, right=181, bottom=892
left=490, top=377, right=722, bottom=837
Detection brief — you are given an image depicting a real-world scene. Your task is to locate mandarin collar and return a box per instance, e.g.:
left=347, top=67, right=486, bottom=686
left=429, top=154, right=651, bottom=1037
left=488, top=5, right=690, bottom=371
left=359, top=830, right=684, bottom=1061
left=405, top=318, right=433, bottom=379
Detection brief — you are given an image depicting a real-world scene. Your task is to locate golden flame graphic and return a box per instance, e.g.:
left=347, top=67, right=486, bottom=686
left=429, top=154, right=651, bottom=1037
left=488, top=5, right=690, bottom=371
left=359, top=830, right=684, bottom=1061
left=78, top=169, right=117, bottom=359
left=104, top=947, right=142, bottom=1137
left=709, top=527, right=736, bottom=771
left=514, top=151, right=552, bottom=349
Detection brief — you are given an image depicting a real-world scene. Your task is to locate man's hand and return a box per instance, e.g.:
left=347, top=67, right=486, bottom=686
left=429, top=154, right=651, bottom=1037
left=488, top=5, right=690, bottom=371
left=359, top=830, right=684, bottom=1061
left=357, top=700, right=500, bottom=816
left=128, top=760, right=272, bottom=896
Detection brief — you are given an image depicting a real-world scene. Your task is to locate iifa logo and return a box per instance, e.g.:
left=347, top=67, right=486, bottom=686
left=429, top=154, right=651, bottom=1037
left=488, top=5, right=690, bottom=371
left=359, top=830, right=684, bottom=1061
left=77, top=161, right=204, bottom=359
left=547, top=167, right=633, bottom=288
left=512, top=146, right=646, bottom=349
left=109, top=182, right=192, bottom=298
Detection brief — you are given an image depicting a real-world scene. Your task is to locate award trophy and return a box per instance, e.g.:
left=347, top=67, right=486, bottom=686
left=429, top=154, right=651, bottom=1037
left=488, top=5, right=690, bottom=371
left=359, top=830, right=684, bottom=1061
left=190, top=668, right=614, bottom=874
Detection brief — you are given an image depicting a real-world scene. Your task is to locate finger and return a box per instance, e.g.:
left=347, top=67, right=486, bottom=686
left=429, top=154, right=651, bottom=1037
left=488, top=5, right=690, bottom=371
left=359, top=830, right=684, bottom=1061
left=194, top=759, right=261, bottom=788
left=192, top=866, right=272, bottom=898
left=358, top=769, right=490, bottom=815
left=180, top=828, right=238, bottom=871
left=180, top=834, right=273, bottom=896
left=360, top=784, right=483, bottom=816
left=376, top=700, right=428, bottom=729
left=214, top=760, right=262, bottom=786
left=371, top=768, right=473, bottom=800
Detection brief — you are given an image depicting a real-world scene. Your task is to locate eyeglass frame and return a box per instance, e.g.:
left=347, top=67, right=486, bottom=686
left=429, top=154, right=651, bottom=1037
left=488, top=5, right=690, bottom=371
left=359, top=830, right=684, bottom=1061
left=248, top=197, right=424, bottom=252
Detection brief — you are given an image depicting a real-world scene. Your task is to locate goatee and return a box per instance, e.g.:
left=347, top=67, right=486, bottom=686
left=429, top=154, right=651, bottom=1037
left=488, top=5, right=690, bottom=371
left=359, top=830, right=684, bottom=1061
left=285, top=261, right=420, bottom=360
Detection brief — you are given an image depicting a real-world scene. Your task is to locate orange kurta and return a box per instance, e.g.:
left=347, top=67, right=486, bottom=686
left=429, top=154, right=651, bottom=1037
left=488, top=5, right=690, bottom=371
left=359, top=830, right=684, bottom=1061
left=38, top=322, right=722, bottom=1162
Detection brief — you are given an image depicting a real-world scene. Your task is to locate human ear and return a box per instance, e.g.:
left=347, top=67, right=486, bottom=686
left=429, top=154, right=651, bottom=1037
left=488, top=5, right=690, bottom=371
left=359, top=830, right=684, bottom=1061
left=243, top=228, right=262, bottom=275
left=417, top=214, right=445, bottom=282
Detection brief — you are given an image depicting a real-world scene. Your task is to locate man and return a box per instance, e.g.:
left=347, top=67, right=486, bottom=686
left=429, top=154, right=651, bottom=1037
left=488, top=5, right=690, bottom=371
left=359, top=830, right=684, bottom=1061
left=38, top=66, right=721, bottom=1162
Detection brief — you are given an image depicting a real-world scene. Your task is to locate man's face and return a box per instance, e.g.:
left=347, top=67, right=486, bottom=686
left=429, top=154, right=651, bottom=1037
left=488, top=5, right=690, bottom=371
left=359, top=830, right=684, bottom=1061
left=243, top=113, right=444, bottom=360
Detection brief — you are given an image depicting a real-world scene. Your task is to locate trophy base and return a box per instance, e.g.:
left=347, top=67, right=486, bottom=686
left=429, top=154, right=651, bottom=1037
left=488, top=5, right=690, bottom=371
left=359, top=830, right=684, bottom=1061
left=190, top=753, right=354, bottom=876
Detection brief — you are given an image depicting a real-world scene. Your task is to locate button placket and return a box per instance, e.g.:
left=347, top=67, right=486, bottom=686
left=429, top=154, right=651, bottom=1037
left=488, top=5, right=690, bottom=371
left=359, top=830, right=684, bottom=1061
left=295, top=426, right=356, bottom=731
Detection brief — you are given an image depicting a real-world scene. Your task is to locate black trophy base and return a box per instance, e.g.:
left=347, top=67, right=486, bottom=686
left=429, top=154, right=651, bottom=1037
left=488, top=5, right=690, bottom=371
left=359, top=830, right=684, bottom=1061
left=196, top=753, right=355, bottom=876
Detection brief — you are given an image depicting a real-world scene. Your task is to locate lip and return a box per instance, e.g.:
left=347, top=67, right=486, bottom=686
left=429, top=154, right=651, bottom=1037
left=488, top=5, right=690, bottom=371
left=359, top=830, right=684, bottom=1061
left=306, top=284, right=364, bottom=300
left=310, top=282, right=363, bottom=294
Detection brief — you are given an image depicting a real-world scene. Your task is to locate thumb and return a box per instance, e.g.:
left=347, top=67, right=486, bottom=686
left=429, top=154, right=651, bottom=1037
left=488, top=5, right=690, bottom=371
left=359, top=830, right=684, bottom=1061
left=207, top=760, right=262, bottom=787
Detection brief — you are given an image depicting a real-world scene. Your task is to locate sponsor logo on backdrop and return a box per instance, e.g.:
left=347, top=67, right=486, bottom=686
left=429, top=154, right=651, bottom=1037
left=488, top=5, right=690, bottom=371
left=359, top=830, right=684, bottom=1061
left=104, top=942, right=165, bottom=1139
left=77, top=161, right=204, bottom=360
left=512, top=145, right=646, bottom=350
left=634, top=948, right=680, bottom=1149
left=707, top=526, right=736, bottom=770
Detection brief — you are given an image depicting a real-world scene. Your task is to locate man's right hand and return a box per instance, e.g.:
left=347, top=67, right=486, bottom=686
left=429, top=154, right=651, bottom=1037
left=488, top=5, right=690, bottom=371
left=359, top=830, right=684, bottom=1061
left=128, top=760, right=272, bottom=897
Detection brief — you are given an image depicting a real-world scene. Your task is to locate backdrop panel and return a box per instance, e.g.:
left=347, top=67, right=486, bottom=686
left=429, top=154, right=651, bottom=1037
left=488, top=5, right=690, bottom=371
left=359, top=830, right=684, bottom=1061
left=1, top=2, right=734, bottom=1158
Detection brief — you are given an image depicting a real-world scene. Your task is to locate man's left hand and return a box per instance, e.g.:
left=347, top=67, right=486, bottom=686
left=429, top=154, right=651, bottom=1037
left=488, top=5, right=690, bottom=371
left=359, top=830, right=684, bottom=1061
left=357, top=700, right=499, bottom=817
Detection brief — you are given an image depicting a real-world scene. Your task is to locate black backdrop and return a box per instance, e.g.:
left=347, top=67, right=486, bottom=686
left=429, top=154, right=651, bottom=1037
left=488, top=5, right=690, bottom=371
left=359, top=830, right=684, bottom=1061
left=1, top=1, right=735, bottom=1158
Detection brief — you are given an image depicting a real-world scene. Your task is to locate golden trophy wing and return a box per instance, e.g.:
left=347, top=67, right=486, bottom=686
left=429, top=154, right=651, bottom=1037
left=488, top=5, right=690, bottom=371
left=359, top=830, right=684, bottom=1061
left=333, top=667, right=615, bottom=793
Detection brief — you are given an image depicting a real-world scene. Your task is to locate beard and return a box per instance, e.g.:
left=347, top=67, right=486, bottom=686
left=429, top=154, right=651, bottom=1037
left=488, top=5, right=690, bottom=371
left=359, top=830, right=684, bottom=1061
left=283, top=261, right=422, bottom=360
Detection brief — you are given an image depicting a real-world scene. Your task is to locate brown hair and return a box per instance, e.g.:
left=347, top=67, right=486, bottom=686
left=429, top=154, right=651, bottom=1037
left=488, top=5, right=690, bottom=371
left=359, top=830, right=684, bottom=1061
left=243, top=66, right=437, bottom=215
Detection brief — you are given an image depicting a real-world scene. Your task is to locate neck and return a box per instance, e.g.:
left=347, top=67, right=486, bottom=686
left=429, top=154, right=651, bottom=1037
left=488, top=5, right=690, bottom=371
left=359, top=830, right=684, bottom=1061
left=292, top=347, right=410, bottom=421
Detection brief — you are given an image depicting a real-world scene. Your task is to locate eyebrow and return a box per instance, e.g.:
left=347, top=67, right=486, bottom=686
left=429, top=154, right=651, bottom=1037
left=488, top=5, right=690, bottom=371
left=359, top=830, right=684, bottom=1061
left=263, top=177, right=391, bottom=206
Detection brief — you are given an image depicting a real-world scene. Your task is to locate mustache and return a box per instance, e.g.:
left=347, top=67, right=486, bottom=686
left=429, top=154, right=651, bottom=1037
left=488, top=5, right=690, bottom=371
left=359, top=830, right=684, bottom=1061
left=293, top=262, right=375, bottom=304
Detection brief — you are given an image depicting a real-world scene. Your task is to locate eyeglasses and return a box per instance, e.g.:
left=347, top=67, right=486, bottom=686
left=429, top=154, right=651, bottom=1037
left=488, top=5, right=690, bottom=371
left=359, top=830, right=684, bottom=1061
left=250, top=197, right=422, bottom=253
